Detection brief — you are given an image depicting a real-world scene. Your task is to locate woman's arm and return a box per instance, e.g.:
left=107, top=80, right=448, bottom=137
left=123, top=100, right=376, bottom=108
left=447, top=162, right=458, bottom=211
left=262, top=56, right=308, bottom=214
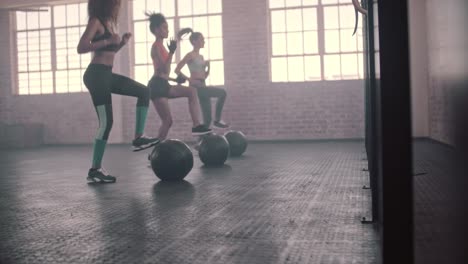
left=205, top=60, right=210, bottom=79
left=175, top=52, right=192, bottom=80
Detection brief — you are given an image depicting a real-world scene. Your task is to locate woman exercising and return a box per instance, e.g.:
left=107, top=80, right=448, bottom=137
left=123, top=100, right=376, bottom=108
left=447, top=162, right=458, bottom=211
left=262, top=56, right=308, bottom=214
left=77, top=0, right=159, bottom=183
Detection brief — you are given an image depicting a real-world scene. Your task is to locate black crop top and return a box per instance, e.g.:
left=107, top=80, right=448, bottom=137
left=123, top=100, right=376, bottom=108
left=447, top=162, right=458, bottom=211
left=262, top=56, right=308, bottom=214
left=91, top=18, right=119, bottom=52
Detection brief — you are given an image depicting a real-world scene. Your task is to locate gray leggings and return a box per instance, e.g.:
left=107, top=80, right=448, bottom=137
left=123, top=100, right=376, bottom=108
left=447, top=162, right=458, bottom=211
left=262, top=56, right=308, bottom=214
left=195, top=83, right=227, bottom=127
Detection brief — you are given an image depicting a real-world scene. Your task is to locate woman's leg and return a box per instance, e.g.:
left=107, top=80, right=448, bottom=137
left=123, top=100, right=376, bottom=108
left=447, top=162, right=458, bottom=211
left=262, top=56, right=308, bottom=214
left=196, top=87, right=213, bottom=127
left=83, top=64, right=116, bottom=183
left=151, top=97, right=172, bottom=140
left=168, top=85, right=202, bottom=127
left=111, top=73, right=149, bottom=138
left=110, top=73, right=159, bottom=149
left=200, top=86, right=228, bottom=127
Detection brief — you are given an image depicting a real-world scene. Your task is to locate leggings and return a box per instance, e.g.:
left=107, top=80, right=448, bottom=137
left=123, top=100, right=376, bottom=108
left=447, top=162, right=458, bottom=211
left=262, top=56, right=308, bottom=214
left=192, top=80, right=227, bottom=127
left=83, top=64, right=149, bottom=140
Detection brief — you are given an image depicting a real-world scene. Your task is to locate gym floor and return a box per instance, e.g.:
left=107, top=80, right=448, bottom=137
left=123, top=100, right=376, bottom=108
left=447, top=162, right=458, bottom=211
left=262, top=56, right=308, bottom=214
left=0, top=139, right=455, bottom=264
left=0, top=140, right=380, bottom=264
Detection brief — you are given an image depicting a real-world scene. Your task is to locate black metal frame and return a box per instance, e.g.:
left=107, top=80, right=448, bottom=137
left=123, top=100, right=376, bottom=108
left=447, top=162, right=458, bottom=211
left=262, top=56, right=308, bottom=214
left=363, top=0, right=414, bottom=263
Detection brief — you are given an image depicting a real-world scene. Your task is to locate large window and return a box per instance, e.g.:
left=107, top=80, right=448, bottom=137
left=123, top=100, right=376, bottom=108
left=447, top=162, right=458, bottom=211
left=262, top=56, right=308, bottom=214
left=132, top=0, right=224, bottom=86
left=269, top=0, right=364, bottom=82
left=15, top=3, right=90, bottom=94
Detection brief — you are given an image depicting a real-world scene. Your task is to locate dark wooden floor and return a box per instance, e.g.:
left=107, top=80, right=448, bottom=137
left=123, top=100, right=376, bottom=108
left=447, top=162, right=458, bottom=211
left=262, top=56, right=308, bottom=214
left=0, top=141, right=378, bottom=264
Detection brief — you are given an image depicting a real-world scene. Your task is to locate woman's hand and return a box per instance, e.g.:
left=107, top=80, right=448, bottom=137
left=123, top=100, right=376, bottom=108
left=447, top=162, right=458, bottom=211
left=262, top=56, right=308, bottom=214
left=109, top=34, right=121, bottom=45
left=120, top=32, right=132, bottom=46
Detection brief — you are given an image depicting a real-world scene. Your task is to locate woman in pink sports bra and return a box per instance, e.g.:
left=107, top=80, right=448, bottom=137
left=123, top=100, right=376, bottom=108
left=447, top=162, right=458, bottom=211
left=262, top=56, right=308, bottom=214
left=145, top=13, right=211, bottom=140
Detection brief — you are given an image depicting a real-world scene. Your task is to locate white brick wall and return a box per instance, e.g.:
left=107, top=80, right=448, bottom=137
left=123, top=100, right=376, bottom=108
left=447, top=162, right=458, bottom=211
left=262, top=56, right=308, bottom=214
left=0, top=0, right=365, bottom=144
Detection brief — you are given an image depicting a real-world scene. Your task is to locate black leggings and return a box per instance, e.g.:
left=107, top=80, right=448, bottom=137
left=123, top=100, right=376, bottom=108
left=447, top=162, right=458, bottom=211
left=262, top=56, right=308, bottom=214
left=194, top=81, right=227, bottom=127
left=83, top=64, right=149, bottom=140
left=83, top=64, right=149, bottom=106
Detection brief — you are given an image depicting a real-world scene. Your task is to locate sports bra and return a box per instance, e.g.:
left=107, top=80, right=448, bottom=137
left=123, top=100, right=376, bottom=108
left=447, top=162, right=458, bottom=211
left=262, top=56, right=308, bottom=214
left=187, top=54, right=206, bottom=73
left=91, top=18, right=119, bottom=52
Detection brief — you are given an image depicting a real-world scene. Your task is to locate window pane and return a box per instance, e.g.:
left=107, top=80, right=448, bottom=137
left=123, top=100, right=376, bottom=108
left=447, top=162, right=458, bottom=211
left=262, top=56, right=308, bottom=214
left=17, top=32, right=28, bottom=52
left=357, top=32, right=364, bottom=51
left=54, top=6, right=66, bottom=27
left=55, top=28, right=66, bottom=49
left=269, top=0, right=285, bottom=9
left=67, top=5, right=79, bottom=26
left=28, top=31, right=40, bottom=49
left=178, top=0, right=192, bottom=16
left=303, top=8, right=317, bottom=31
left=303, top=0, right=319, bottom=5
left=272, top=33, right=286, bottom=56
left=271, top=11, right=286, bottom=33
left=80, top=3, right=88, bottom=25
left=271, top=57, right=287, bottom=82
left=29, top=72, right=41, bottom=94
left=39, top=30, right=50, bottom=50
left=324, top=54, right=341, bottom=80
left=40, top=51, right=51, bottom=70
left=358, top=53, right=364, bottom=79
left=325, top=30, right=340, bottom=53
left=135, top=43, right=149, bottom=64
left=147, top=0, right=161, bottom=16
left=18, top=73, right=29, bottom=94
left=207, top=60, right=224, bottom=85
left=133, top=0, right=146, bottom=20
left=67, top=28, right=80, bottom=48
left=339, top=5, right=355, bottom=29
left=55, top=71, right=68, bottom=93
left=29, top=51, right=41, bottom=71
left=287, top=32, right=303, bottom=55
left=134, top=65, right=151, bottom=85
left=134, top=21, right=148, bottom=43
left=193, top=0, right=208, bottom=15
left=16, top=12, right=27, bottom=31
left=41, top=72, right=53, bottom=94
left=286, top=0, right=302, bottom=7
left=56, top=49, right=68, bottom=69
left=341, top=54, right=358, bottom=79
left=193, top=16, right=208, bottom=35
left=288, top=56, right=304, bottom=81
left=179, top=17, right=193, bottom=30
left=27, top=12, right=39, bottom=30
left=340, top=29, right=357, bottom=52
left=304, top=31, right=318, bottom=54
left=18, top=52, right=28, bottom=72
left=207, top=0, right=222, bottom=13
left=286, top=9, right=302, bottom=32
left=323, top=6, right=339, bottom=29
left=68, top=48, right=81, bottom=68
left=209, top=16, right=222, bottom=37
left=161, top=0, right=175, bottom=17
left=68, top=70, right=82, bottom=93
left=166, top=19, right=175, bottom=39
left=39, top=7, right=51, bottom=28
left=208, top=38, right=223, bottom=60
left=180, top=40, right=193, bottom=58
left=304, top=56, right=321, bottom=81
left=321, top=0, right=338, bottom=4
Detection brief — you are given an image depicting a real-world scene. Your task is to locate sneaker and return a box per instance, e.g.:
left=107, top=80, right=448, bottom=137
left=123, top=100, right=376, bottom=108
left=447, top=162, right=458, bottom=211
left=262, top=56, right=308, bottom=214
left=132, top=135, right=160, bottom=151
left=213, top=120, right=230, bottom=129
left=192, top=125, right=212, bottom=136
left=87, top=168, right=116, bottom=183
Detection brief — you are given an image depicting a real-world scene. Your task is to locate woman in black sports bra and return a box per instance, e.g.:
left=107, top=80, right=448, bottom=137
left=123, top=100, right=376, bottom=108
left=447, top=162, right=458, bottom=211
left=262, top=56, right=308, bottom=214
left=77, top=0, right=158, bottom=183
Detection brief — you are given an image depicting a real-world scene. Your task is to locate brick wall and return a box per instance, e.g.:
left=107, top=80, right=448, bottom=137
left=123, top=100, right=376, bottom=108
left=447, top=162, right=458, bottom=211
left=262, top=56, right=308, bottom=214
left=426, top=0, right=468, bottom=145
left=0, top=0, right=365, bottom=145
